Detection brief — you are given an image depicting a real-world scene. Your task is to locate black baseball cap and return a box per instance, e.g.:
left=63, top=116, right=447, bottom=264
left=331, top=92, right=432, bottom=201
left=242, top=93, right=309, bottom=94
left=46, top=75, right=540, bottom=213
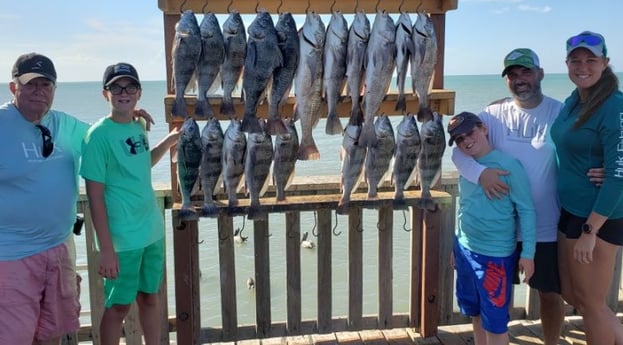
left=102, top=62, right=140, bottom=88
left=447, top=112, right=483, bottom=146
left=12, top=53, right=57, bottom=84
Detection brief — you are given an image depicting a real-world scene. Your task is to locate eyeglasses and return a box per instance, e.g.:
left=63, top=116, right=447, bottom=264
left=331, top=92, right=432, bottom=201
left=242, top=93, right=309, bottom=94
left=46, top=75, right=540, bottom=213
left=36, top=124, right=54, bottom=158
left=567, top=33, right=603, bottom=48
left=105, top=84, right=140, bottom=95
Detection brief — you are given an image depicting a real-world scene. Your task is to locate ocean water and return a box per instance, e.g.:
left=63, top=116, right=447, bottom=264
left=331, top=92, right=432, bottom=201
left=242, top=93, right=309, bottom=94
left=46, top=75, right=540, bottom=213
left=0, top=73, right=609, bottom=327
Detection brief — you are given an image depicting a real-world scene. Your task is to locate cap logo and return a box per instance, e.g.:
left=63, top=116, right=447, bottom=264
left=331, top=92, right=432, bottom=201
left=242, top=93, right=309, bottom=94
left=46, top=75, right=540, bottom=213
left=506, top=51, right=524, bottom=61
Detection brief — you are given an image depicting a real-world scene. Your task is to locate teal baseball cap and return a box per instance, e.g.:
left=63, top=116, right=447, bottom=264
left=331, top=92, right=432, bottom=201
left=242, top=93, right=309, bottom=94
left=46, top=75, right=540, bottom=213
left=566, top=31, right=607, bottom=57
left=501, top=48, right=540, bottom=77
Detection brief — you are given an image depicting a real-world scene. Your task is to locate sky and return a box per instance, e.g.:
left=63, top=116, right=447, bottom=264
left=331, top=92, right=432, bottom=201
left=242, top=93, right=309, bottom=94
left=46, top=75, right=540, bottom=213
left=0, top=0, right=621, bottom=82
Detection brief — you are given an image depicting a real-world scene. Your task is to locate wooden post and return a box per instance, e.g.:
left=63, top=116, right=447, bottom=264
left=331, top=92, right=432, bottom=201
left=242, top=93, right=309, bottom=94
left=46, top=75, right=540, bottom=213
left=286, top=211, right=302, bottom=334
left=409, top=207, right=424, bottom=331
left=378, top=206, right=393, bottom=329
left=420, top=207, right=443, bottom=337
left=172, top=213, right=201, bottom=345
left=254, top=218, right=272, bottom=337
left=317, top=208, right=333, bottom=333
left=348, top=208, right=364, bottom=330
left=218, top=214, right=238, bottom=341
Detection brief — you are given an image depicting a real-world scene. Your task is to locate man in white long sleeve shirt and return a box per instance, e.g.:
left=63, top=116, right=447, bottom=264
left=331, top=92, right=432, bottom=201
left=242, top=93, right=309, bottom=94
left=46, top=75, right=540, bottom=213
left=451, top=48, right=564, bottom=345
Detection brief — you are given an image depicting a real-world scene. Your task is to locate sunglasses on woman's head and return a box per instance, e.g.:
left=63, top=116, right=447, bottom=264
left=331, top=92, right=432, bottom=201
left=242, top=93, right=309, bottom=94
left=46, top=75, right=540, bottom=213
left=36, top=124, right=54, bottom=158
left=567, top=33, right=603, bottom=47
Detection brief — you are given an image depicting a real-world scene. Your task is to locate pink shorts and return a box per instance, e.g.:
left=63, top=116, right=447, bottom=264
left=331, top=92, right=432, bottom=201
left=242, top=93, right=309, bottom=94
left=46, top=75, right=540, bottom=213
left=0, top=242, right=80, bottom=343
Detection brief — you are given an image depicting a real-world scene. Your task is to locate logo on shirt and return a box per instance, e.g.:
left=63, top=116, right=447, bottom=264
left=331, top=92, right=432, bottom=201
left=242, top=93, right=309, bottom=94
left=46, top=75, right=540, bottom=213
left=124, top=134, right=149, bottom=155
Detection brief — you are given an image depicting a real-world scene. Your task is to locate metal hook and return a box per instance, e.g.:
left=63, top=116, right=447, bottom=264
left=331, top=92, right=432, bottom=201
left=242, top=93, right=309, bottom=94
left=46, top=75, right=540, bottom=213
left=198, top=239, right=205, bottom=244
left=330, top=0, right=336, bottom=12
left=255, top=1, right=259, bottom=13
left=399, top=0, right=406, bottom=12
left=227, top=0, right=233, bottom=12
left=401, top=210, right=412, bottom=232
left=311, top=211, right=319, bottom=237
left=377, top=220, right=384, bottom=232
left=305, top=0, right=311, bottom=13
left=179, top=0, right=188, bottom=12
left=201, top=0, right=209, bottom=13
left=332, top=212, right=342, bottom=236
left=375, top=0, right=381, bottom=12
left=416, top=0, right=423, bottom=12
left=353, top=0, right=359, bottom=12
left=277, top=0, right=283, bottom=13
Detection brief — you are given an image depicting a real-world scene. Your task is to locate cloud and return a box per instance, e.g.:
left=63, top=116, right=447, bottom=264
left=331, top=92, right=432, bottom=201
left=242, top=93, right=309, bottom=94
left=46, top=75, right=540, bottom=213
left=517, top=4, right=552, bottom=12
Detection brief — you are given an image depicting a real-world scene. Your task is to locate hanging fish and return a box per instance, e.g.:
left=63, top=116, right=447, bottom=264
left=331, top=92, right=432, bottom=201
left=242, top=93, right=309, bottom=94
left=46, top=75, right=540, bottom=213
left=267, top=12, right=299, bottom=136
left=337, top=123, right=366, bottom=215
left=176, top=117, right=203, bottom=220
left=244, top=119, right=273, bottom=220
left=392, top=113, right=421, bottom=206
left=364, top=115, right=395, bottom=198
left=415, top=111, right=445, bottom=211
left=171, top=10, right=201, bottom=118
left=323, top=10, right=349, bottom=135
left=345, top=10, right=370, bottom=128
left=294, top=11, right=325, bottom=160
left=220, top=11, right=247, bottom=118
left=394, top=12, right=415, bottom=113
left=359, top=10, right=396, bottom=148
left=222, top=119, right=246, bottom=209
left=199, top=117, right=224, bottom=217
left=241, top=11, right=283, bottom=133
left=273, top=118, right=299, bottom=202
left=411, top=12, right=438, bottom=122
left=195, top=12, right=225, bottom=118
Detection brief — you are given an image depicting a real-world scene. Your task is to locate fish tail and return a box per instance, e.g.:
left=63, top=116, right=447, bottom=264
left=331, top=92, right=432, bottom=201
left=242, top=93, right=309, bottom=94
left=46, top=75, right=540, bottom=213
left=395, top=96, right=406, bottom=113
left=178, top=206, right=198, bottom=221
left=172, top=96, right=188, bottom=117
left=220, top=100, right=235, bottom=116
left=266, top=117, right=287, bottom=136
left=358, top=122, right=377, bottom=148
left=194, top=99, right=212, bottom=118
left=241, top=114, right=262, bottom=133
left=275, top=187, right=286, bottom=202
left=247, top=200, right=264, bottom=220
left=297, top=141, right=320, bottom=161
left=325, top=113, right=344, bottom=135
left=417, top=190, right=437, bottom=211
left=336, top=197, right=350, bottom=215
left=201, top=202, right=219, bottom=218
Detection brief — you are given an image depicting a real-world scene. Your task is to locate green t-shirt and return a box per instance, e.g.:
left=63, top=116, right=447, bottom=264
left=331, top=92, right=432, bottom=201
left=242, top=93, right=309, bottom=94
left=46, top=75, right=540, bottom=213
left=80, top=117, right=163, bottom=252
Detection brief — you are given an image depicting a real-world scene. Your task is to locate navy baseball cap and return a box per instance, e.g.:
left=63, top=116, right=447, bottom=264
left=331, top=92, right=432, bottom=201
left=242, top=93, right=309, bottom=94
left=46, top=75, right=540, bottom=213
left=447, top=112, right=483, bottom=146
left=102, top=62, right=140, bottom=88
left=12, top=53, right=57, bottom=84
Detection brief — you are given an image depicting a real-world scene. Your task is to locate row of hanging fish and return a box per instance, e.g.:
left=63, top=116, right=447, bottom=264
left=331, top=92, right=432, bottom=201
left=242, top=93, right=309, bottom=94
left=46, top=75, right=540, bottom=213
left=175, top=111, right=445, bottom=221
left=337, top=111, right=445, bottom=214
left=170, top=8, right=438, bottom=160
left=176, top=116, right=299, bottom=221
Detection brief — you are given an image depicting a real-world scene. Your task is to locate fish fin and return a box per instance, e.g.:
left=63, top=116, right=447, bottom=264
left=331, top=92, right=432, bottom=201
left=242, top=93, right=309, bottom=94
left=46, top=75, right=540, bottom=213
left=241, top=115, right=262, bottom=133
left=358, top=122, right=377, bottom=147
left=266, top=118, right=287, bottom=136
left=171, top=96, right=188, bottom=117
left=178, top=207, right=198, bottom=221
left=259, top=173, right=271, bottom=198
left=194, top=99, right=212, bottom=118
left=284, top=167, right=296, bottom=191
left=297, top=141, right=320, bottom=161
left=395, top=96, right=406, bottom=113
left=201, top=202, right=219, bottom=218
left=220, top=101, right=235, bottom=117
left=325, top=113, right=344, bottom=135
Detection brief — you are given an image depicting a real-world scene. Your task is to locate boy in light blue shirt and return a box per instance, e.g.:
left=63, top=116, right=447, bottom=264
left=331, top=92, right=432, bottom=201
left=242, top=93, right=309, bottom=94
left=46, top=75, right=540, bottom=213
left=449, top=111, right=536, bottom=345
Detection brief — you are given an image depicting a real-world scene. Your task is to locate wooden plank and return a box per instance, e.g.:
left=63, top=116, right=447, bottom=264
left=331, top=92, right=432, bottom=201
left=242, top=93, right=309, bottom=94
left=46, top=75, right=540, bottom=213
left=218, top=214, right=238, bottom=341
left=157, top=0, right=459, bottom=15
left=318, top=209, right=333, bottom=333
left=434, top=328, right=467, bottom=345
left=381, top=328, right=413, bottom=345
left=122, top=303, right=142, bottom=344
left=409, top=208, right=424, bottom=330
left=506, top=320, right=543, bottom=345
left=164, top=90, right=456, bottom=124
left=437, top=199, right=455, bottom=326
left=286, top=334, right=312, bottom=345
left=360, top=329, right=388, bottom=345
left=170, top=190, right=453, bottom=220
left=349, top=208, right=364, bottom=329
left=420, top=208, right=443, bottom=337
left=311, top=332, right=339, bottom=344
left=378, top=206, right=393, bottom=329
left=82, top=202, right=105, bottom=344
left=172, top=211, right=201, bottom=345
left=285, top=211, right=303, bottom=334
left=253, top=218, right=272, bottom=337
left=157, top=198, right=171, bottom=345
left=335, top=330, right=363, bottom=344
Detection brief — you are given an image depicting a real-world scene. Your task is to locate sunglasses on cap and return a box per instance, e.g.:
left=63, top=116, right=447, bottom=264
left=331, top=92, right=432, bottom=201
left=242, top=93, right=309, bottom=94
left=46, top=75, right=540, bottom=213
left=36, top=124, right=54, bottom=158
left=566, top=33, right=603, bottom=49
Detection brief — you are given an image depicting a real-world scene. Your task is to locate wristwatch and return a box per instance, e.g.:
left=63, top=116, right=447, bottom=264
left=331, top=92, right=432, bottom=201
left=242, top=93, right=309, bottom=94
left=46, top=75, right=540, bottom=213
left=581, top=223, right=593, bottom=235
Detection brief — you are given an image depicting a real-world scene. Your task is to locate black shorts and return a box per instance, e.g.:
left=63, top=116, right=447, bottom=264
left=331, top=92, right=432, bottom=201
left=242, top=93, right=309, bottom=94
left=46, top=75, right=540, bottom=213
left=558, top=208, right=623, bottom=246
left=513, top=241, right=560, bottom=294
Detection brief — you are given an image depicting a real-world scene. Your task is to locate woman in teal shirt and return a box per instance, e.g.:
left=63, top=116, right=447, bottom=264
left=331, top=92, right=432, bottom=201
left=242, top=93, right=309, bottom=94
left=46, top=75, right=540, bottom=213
left=551, top=31, right=623, bottom=344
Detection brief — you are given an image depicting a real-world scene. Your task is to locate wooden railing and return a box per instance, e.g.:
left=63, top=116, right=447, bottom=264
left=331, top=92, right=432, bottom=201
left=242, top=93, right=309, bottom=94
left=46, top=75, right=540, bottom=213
left=62, top=173, right=623, bottom=344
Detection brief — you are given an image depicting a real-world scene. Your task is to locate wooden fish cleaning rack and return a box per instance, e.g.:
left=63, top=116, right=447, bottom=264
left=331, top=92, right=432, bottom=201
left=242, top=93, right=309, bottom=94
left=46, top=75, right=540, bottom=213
left=158, top=1, right=458, bottom=344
